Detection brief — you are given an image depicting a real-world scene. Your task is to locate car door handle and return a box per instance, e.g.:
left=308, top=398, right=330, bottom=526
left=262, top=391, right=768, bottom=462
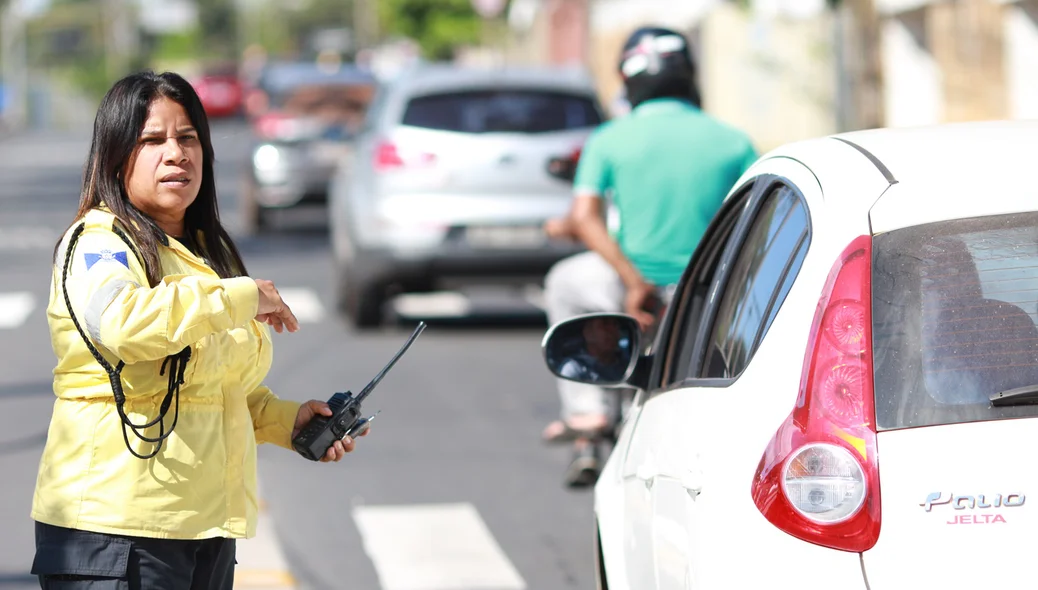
left=635, top=464, right=657, bottom=489
left=680, top=470, right=703, bottom=499
left=635, top=465, right=702, bottom=498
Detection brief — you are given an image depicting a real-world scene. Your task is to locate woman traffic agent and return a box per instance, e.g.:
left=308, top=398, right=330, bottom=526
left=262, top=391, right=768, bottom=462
left=30, top=71, right=361, bottom=589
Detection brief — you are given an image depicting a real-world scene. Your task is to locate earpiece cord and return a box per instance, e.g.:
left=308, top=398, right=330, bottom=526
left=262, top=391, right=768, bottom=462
left=61, top=222, right=189, bottom=460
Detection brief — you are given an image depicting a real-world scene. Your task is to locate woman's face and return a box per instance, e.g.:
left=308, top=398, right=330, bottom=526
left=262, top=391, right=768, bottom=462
left=124, top=97, right=203, bottom=234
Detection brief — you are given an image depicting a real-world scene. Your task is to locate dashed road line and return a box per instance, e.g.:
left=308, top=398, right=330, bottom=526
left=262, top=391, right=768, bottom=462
left=0, top=288, right=327, bottom=331
left=234, top=494, right=297, bottom=589
left=0, top=292, right=35, bottom=329
left=277, top=288, right=326, bottom=324
left=392, top=292, right=473, bottom=318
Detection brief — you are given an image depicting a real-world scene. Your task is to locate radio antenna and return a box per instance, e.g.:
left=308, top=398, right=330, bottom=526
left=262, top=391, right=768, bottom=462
left=355, top=321, right=427, bottom=404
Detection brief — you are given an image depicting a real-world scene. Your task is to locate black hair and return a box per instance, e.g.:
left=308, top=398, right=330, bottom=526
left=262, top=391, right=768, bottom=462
left=56, top=70, right=247, bottom=286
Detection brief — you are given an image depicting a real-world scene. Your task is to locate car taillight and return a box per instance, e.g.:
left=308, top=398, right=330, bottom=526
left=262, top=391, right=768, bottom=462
left=568, top=146, right=582, bottom=164
left=373, top=140, right=435, bottom=172
left=751, top=234, right=880, bottom=552
left=255, top=115, right=278, bottom=138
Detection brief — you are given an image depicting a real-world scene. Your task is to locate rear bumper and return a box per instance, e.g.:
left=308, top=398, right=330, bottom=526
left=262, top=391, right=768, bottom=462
left=251, top=143, right=342, bottom=208
left=349, top=241, right=585, bottom=286
left=254, top=181, right=330, bottom=208
left=254, top=164, right=335, bottom=207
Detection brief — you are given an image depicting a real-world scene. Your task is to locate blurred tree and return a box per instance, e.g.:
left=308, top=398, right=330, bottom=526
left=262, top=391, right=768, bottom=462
left=377, top=0, right=483, bottom=60
left=25, top=0, right=113, bottom=99
left=146, top=28, right=202, bottom=64
left=197, top=0, right=237, bottom=64
left=239, top=0, right=352, bottom=59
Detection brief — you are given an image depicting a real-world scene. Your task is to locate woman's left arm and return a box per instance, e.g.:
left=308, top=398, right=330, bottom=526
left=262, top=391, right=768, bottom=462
left=245, top=386, right=361, bottom=461
left=246, top=386, right=300, bottom=449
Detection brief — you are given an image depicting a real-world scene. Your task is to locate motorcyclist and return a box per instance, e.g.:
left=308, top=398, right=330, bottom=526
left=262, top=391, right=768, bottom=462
left=541, top=26, right=759, bottom=488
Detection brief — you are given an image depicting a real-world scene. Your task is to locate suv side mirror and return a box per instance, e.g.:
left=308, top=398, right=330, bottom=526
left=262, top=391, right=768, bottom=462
left=546, top=154, right=578, bottom=183
left=541, top=313, right=641, bottom=387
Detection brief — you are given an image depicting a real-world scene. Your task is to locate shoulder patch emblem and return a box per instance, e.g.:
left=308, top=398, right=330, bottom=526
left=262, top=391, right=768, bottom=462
left=84, top=249, right=129, bottom=270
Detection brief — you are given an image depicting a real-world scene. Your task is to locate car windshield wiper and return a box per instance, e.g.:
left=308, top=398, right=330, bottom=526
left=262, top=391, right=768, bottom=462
left=990, top=384, right=1038, bottom=407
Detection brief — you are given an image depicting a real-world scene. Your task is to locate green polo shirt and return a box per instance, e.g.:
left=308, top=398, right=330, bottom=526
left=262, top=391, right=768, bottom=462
left=574, top=98, right=758, bottom=286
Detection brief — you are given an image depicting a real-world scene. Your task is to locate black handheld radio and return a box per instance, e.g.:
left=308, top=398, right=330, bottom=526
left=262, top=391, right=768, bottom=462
left=292, top=321, right=427, bottom=461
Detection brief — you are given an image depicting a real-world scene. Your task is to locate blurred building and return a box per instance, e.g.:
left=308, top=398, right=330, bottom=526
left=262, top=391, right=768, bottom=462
left=699, top=0, right=838, bottom=151
left=507, top=0, right=1038, bottom=151
left=507, top=0, right=839, bottom=151
left=879, top=0, right=1038, bottom=125
left=506, top=0, right=590, bottom=67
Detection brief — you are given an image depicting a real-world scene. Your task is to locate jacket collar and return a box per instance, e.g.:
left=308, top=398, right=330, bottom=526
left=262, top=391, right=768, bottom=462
left=92, top=205, right=172, bottom=247
left=91, top=206, right=209, bottom=263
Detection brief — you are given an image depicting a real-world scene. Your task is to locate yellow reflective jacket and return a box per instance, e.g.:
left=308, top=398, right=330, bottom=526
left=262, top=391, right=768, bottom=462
left=32, top=208, right=300, bottom=540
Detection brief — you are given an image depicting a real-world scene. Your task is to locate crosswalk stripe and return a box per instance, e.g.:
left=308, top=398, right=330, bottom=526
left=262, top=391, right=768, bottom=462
left=392, top=292, right=472, bottom=318
left=0, top=289, right=327, bottom=331
left=352, top=502, right=527, bottom=590
left=277, top=288, right=325, bottom=323
left=234, top=496, right=297, bottom=589
left=0, top=292, right=35, bottom=329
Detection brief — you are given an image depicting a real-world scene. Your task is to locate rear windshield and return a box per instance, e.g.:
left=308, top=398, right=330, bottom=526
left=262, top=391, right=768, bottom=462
left=873, top=212, right=1038, bottom=429
left=401, top=90, right=602, bottom=134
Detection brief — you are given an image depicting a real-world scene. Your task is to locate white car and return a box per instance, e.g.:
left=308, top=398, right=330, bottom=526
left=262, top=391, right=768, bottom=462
left=541, top=121, right=1038, bottom=589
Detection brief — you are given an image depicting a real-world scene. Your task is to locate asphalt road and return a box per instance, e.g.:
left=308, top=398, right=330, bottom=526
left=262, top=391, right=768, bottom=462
left=0, top=121, right=597, bottom=590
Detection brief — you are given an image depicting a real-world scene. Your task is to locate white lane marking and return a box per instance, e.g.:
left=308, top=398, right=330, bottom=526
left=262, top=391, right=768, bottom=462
left=277, top=288, right=325, bottom=323
left=234, top=497, right=297, bottom=589
left=392, top=292, right=472, bottom=318
left=0, top=226, right=57, bottom=251
left=0, top=292, right=35, bottom=329
left=521, top=284, right=545, bottom=311
left=352, top=502, right=526, bottom=590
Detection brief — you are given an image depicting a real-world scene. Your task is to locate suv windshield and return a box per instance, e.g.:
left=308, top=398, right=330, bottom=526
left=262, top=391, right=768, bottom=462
left=872, top=212, right=1038, bottom=429
left=401, top=90, right=601, bottom=134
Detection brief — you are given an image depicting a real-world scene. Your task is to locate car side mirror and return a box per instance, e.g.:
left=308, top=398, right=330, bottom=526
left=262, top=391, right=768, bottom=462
left=542, top=313, right=641, bottom=387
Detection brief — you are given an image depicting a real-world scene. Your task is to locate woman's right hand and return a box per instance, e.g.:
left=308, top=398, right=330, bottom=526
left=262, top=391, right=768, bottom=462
left=255, top=279, right=300, bottom=333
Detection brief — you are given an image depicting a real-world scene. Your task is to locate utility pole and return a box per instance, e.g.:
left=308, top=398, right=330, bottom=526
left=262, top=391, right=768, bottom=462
left=841, top=0, right=885, bottom=130
left=0, top=0, right=28, bottom=130
left=102, top=0, right=136, bottom=81
left=352, top=0, right=378, bottom=52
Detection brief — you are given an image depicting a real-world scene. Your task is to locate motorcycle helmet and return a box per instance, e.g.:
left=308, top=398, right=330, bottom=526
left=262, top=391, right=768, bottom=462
left=618, top=26, right=700, bottom=108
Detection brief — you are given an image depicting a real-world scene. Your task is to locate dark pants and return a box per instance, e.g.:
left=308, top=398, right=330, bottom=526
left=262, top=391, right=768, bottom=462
left=32, top=522, right=235, bottom=590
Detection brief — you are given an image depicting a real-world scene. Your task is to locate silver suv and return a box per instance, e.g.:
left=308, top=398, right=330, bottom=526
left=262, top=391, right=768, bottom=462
left=328, top=65, right=605, bottom=327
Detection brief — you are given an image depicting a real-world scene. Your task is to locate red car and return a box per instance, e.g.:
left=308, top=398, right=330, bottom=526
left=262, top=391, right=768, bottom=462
left=192, top=73, right=244, bottom=119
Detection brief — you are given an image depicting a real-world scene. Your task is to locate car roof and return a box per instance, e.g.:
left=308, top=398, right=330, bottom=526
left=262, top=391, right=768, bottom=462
left=833, top=119, right=1038, bottom=187
left=385, top=64, right=599, bottom=97
left=763, top=120, right=1038, bottom=233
